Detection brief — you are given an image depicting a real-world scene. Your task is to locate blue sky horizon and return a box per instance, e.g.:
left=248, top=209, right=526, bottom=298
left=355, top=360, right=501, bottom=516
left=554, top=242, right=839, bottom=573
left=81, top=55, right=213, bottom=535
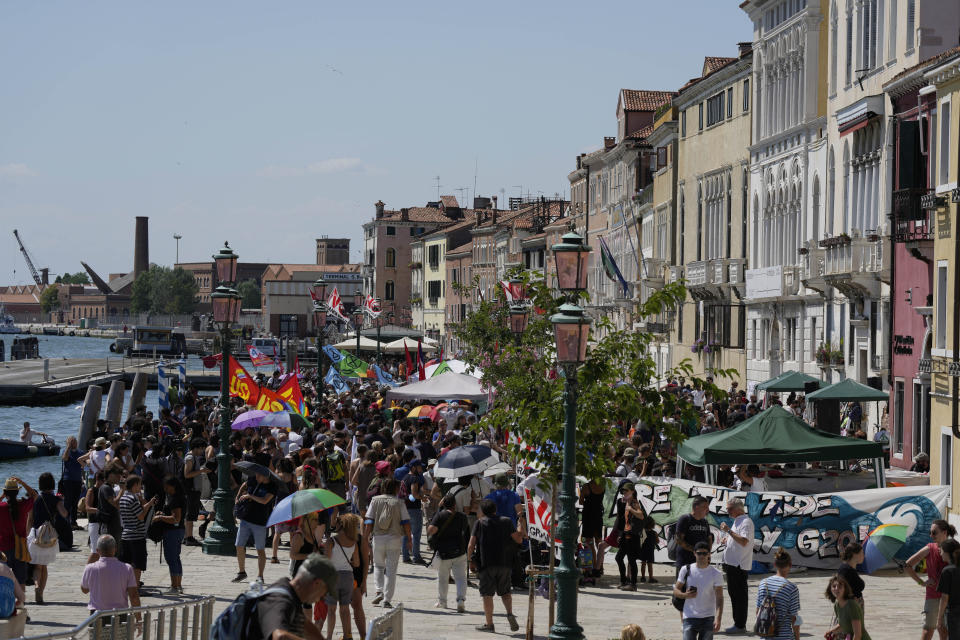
left=1, top=1, right=751, bottom=281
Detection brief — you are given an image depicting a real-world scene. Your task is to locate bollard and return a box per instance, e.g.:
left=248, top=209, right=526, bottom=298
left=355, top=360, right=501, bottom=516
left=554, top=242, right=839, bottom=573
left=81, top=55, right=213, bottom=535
left=78, top=385, right=103, bottom=446
left=43, top=358, right=49, bottom=382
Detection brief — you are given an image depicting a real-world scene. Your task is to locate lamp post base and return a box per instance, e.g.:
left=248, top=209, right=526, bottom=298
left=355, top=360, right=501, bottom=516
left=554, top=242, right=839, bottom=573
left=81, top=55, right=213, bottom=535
left=201, top=520, right=238, bottom=556
left=548, top=621, right=584, bottom=640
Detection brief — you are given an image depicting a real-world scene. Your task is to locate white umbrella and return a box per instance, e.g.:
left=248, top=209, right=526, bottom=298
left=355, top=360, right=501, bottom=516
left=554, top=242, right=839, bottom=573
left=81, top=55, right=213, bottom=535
left=332, top=336, right=381, bottom=351
left=381, top=337, right=438, bottom=353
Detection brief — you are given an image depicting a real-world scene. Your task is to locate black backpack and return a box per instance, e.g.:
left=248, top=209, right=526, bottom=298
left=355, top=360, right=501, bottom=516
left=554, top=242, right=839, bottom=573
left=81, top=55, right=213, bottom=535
left=754, top=580, right=784, bottom=637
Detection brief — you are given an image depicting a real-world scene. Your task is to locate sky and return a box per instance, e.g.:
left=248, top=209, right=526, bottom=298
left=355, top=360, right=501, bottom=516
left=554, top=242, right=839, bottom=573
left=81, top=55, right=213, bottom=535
left=0, top=2, right=751, bottom=282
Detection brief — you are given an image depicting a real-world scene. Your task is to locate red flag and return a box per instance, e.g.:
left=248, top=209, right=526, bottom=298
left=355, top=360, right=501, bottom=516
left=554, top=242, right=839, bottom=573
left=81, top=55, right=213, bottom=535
left=228, top=356, right=261, bottom=405
left=404, top=341, right=414, bottom=381
left=277, top=375, right=309, bottom=416
left=247, top=346, right=273, bottom=367
left=417, top=340, right=425, bottom=381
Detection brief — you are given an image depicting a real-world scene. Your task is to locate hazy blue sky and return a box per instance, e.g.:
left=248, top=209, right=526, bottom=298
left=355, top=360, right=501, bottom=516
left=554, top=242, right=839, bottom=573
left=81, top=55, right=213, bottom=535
left=1, top=2, right=750, bottom=281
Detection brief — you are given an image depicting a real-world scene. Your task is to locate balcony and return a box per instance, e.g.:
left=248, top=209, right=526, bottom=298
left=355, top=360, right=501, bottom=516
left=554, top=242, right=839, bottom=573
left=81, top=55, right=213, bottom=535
left=646, top=321, right=670, bottom=334
left=800, top=246, right=826, bottom=293
left=711, top=259, right=728, bottom=285
left=872, top=352, right=889, bottom=373
left=668, top=265, right=684, bottom=284
left=892, top=188, right=935, bottom=245
left=821, top=235, right=887, bottom=298
left=686, top=260, right=713, bottom=287
left=727, top=258, right=746, bottom=285
left=640, top=257, right=667, bottom=288
left=744, top=264, right=800, bottom=301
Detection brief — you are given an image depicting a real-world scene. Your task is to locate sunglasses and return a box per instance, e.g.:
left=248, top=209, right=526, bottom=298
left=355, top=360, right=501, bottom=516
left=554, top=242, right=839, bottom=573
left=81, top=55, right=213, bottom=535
left=695, top=551, right=710, bottom=556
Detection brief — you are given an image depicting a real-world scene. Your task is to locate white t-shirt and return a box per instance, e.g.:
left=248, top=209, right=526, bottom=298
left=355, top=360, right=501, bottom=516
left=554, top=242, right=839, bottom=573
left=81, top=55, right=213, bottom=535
left=751, top=475, right=768, bottom=492
left=678, top=564, right=724, bottom=619
left=722, top=514, right=755, bottom=571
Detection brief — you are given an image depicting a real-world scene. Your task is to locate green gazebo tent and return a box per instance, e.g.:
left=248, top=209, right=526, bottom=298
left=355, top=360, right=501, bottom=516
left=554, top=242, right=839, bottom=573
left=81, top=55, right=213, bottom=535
left=677, top=405, right=885, bottom=487
left=805, top=378, right=890, bottom=401
left=755, top=370, right=822, bottom=392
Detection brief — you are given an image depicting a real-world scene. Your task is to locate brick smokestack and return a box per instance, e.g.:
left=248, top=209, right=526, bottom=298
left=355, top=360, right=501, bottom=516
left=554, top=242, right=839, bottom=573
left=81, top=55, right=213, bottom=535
left=134, top=216, right=149, bottom=279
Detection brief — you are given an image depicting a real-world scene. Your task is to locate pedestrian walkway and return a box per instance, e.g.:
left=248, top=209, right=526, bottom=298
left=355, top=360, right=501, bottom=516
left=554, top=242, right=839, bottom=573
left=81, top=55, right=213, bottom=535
left=18, top=539, right=920, bottom=639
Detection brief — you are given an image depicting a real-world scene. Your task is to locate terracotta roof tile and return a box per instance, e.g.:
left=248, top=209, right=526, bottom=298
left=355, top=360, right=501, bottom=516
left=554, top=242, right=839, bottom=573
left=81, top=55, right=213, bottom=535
left=703, top=56, right=737, bottom=77
left=447, top=241, right=474, bottom=255
left=885, top=45, right=960, bottom=88
left=628, top=124, right=654, bottom=140
left=440, top=195, right=459, bottom=209
left=379, top=208, right=457, bottom=224
left=620, top=89, right=676, bottom=112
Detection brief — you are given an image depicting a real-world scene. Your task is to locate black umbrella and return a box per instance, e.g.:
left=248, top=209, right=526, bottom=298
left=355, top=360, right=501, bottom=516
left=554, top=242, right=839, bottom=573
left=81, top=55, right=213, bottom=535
left=234, top=460, right=283, bottom=484
left=434, top=444, right=500, bottom=480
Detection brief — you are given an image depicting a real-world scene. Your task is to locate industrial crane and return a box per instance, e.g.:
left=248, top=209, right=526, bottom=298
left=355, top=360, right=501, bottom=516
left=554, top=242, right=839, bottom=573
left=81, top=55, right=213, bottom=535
left=12, top=229, right=46, bottom=289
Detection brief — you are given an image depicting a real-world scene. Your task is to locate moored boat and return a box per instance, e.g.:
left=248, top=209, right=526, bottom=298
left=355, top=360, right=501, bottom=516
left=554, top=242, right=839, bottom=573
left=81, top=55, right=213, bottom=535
left=0, top=438, right=61, bottom=460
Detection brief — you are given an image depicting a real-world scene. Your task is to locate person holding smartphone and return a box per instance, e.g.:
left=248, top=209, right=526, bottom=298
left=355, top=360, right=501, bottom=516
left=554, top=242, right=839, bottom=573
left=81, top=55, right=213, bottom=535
left=673, top=541, right=724, bottom=639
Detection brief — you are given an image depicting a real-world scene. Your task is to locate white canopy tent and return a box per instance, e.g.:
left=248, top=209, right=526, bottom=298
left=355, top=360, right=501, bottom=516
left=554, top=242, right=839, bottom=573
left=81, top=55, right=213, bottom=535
left=332, top=336, right=382, bottom=351
left=384, top=372, right=488, bottom=404
left=424, top=359, right=483, bottom=378
left=381, top=337, right=439, bottom=353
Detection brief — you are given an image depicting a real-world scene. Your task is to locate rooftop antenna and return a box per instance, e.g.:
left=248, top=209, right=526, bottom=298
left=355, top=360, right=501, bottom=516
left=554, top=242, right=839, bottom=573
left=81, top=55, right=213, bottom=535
left=455, top=187, right=469, bottom=207
left=473, top=157, right=478, bottom=205
left=434, top=176, right=441, bottom=201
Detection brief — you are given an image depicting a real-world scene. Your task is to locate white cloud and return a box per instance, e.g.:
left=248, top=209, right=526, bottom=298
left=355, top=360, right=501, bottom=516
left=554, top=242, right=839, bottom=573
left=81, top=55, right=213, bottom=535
left=0, top=163, right=37, bottom=178
left=257, top=157, right=365, bottom=178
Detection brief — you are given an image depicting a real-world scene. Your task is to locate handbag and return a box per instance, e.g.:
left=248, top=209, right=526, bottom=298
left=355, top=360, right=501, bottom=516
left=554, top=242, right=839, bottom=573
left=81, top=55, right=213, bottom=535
left=672, top=563, right=693, bottom=613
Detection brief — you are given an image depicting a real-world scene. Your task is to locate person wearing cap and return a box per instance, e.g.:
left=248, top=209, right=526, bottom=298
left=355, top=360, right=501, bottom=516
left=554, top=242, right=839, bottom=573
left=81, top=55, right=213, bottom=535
left=616, top=450, right=636, bottom=477
left=78, top=437, right=112, bottom=480
left=252, top=552, right=338, bottom=640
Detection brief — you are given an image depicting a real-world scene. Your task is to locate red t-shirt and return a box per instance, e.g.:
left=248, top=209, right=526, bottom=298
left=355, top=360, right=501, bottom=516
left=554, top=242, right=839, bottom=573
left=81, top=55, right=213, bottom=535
left=927, top=541, right=947, bottom=600
left=0, top=496, right=35, bottom=550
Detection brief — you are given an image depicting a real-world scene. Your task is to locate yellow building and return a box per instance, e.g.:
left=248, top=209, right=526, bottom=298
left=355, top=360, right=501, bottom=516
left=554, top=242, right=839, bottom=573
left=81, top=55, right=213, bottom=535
left=416, top=219, right=475, bottom=342
left=926, top=51, right=960, bottom=524
left=674, top=50, right=753, bottom=381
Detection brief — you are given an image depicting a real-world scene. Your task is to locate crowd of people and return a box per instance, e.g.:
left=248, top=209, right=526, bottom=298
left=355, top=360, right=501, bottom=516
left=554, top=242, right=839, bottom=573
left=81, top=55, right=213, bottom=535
left=0, top=363, right=947, bottom=639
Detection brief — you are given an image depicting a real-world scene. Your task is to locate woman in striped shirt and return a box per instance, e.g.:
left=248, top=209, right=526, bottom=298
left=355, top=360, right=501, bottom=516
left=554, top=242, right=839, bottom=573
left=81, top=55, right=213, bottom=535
left=755, top=548, right=800, bottom=639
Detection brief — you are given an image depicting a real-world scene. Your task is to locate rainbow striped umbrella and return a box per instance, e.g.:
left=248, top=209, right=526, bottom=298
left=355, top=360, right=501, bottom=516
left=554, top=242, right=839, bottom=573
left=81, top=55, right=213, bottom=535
left=266, top=489, right=346, bottom=528
left=405, top=405, right=439, bottom=420
left=861, top=523, right=909, bottom=573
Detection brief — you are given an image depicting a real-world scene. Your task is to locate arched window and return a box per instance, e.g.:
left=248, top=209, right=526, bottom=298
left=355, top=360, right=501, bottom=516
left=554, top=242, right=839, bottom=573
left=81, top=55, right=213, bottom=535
left=842, top=141, right=851, bottom=233
left=385, top=248, right=396, bottom=268
left=385, top=280, right=395, bottom=301
left=845, top=0, right=854, bottom=86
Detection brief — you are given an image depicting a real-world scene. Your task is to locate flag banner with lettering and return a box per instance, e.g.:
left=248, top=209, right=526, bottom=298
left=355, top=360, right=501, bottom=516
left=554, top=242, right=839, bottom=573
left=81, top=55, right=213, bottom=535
left=277, top=376, right=309, bottom=416
left=255, top=387, right=289, bottom=412
left=337, top=353, right=370, bottom=379
left=248, top=346, right=273, bottom=367
left=324, top=367, right=350, bottom=395
left=364, top=295, right=381, bottom=318
left=322, top=346, right=345, bottom=365
left=229, top=356, right=261, bottom=406
left=157, top=361, right=170, bottom=411
left=327, top=287, right=348, bottom=322
left=523, top=485, right=561, bottom=544
left=600, top=477, right=949, bottom=569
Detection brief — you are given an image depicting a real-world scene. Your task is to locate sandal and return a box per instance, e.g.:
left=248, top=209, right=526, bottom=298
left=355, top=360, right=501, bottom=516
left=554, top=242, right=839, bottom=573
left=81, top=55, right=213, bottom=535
left=270, top=557, right=280, bottom=564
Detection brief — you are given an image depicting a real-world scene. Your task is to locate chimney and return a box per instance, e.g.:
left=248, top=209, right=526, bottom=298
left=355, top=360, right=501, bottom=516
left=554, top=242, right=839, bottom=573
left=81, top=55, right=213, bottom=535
left=474, top=211, right=481, bottom=227
left=400, top=208, right=409, bottom=221
left=492, top=195, right=498, bottom=210
left=134, top=216, right=149, bottom=279
left=604, top=137, right=616, bottom=150
left=375, top=200, right=385, bottom=218
left=492, top=210, right=498, bottom=225
left=738, top=41, right=752, bottom=57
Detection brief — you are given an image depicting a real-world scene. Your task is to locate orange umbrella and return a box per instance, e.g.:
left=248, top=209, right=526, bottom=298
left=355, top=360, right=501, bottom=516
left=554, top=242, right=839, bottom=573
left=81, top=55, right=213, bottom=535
left=406, top=405, right=439, bottom=420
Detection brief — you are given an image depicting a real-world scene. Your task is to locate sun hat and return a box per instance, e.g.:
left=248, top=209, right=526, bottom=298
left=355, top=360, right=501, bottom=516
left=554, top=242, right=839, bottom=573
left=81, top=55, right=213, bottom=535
left=3, top=478, right=18, bottom=491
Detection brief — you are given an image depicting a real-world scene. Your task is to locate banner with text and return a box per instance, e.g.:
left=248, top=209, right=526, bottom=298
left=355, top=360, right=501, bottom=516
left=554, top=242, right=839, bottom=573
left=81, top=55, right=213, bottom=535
left=601, top=477, right=948, bottom=569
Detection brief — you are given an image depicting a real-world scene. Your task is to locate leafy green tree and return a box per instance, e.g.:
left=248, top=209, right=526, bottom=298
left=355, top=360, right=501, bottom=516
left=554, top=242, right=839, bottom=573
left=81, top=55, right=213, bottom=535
left=39, top=285, right=61, bottom=313
left=131, top=266, right=198, bottom=314
left=54, top=272, right=90, bottom=284
left=237, top=279, right=261, bottom=309
left=452, top=271, right=734, bottom=484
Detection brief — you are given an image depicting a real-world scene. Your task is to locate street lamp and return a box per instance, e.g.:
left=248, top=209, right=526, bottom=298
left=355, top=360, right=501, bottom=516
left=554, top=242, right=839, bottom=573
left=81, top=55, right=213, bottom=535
left=375, top=303, right=390, bottom=365
left=203, top=242, right=242, bottom=556
left=548, top=231, right=591, bottom=640
left=508, top=276, right=529, bottom=338
left=353, top=289, right=364, bottom=356
left=312, top=275, right=327, bottom=378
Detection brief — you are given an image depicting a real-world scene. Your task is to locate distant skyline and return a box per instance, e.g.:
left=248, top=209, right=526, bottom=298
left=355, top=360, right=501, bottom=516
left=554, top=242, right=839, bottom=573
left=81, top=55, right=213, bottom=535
left=1, top=1, right=751, bottom=283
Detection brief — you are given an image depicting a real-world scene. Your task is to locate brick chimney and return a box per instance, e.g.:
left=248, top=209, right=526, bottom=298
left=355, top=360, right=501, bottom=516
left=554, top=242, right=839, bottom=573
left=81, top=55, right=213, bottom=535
left=604, top=137, right=616, bottom=150
left=375, top=200, right=385, bottom=218
left=400, top=208, right=409, bottom=221
left=738, top=42, right=752, bottom=57
left=474, top=210, right=481, bottom=227
left=492, top=210, right=498, bottom=225
left=492, top=195, right=498, bottom=210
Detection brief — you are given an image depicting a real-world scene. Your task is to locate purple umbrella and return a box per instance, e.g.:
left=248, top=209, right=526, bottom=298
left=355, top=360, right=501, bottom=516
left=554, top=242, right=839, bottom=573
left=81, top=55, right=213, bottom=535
left=230, top=410, right=271, bottom=431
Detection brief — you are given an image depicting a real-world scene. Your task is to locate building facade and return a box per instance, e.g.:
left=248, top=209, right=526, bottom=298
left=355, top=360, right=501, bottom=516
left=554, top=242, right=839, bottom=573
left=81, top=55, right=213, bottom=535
left=261, top=264, right=362, bottom=337
left=315, top=237, right=350, bottom=266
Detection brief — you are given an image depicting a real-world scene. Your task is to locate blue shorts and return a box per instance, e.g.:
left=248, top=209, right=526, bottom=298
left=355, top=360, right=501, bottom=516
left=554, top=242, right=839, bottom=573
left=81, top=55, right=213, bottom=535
left=235, top=520, right=267, bottom=550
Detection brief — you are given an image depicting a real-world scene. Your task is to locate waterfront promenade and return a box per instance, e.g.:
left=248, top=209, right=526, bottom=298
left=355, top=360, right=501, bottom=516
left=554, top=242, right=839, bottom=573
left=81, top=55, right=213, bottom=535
left=20, top=538, right=920, bottom=639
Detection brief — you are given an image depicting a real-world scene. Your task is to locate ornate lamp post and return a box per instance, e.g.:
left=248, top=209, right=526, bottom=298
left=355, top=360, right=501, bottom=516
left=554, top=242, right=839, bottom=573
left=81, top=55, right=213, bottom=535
left=353, top=289, right=364, bottom=355
left=312, top=276, right=327, bottom=378
left=202, top=242, right=242, bottom=556
left=375, top=303, right=391, bottom=365
left=508, top=276, right=529, bottom=339
left=548, top=231, right=591, bottom=640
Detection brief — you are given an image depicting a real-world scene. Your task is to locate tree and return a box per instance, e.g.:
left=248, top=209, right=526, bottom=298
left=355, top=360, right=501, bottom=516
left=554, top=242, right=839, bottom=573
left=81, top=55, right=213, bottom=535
left=452, top=271, right=734, bottom=484
left=237, top=279, right=261, bottom=309
left=131, top=266, right=199, bottom=314
left=54, top=272, right=90, bottom=284
left=39, top=285, right=61, bottom=313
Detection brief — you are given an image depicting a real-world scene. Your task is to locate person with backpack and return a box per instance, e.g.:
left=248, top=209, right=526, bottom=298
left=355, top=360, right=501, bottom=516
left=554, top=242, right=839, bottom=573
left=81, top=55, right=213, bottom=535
left=400, top=459, right=426, bottom=565
left=428, top=494, right=471, bottom=612
left=151, top=476, right=186, bottom=594
left=754, top=548, right=799, bottom=639
left=672, top=541, right=724, bottom=639
left=467, top=498, right=526, bottom=633
left=27, top=472, right=66, bottom=604
left=233, top=471, right=277, bottom=584
left=720, top=497, right=755, bottom=634
left=182, top=438, right=212, bottom=547
left=322, top=440, right=348, bottom=500
left=362, top=478, right=412, bottom=610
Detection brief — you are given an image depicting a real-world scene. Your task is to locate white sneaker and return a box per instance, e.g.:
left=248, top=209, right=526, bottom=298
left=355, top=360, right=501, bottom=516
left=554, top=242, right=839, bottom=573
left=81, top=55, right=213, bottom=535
left=434, top=601, right=447, bottom=609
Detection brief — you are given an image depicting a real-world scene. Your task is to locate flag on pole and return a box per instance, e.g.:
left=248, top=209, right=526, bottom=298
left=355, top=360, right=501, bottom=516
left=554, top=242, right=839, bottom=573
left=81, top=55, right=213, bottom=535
left=228, top=356, right=261, bottom=405
left=248, top=346, right=273, bottom=367
left=417, top=340, right=426, bottom=381
left=157, top=361, right=170, bottom=411
left=363, top=295, right=381, bottom=318
left=323, top=345, right=345, bottom=365
left=404, top=342, right=414, bottom=380
left=324, top=367, right=350, bottom=395
left=326, top=287, right=348, bottom=322
left=500, top=280, right=524, bottom=303
left=599, top=236, right=631, bottom=298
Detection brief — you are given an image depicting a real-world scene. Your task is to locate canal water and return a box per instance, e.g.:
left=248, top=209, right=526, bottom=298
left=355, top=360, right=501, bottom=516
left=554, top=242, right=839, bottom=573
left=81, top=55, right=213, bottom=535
left=0, top=335, right=208, bottom=486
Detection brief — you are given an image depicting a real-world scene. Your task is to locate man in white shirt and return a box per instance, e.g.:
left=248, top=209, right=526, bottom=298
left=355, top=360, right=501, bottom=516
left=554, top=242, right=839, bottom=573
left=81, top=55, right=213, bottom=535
left=673, top=541, right=724, bottom=635
left=720, top=498, right=754, bottom=634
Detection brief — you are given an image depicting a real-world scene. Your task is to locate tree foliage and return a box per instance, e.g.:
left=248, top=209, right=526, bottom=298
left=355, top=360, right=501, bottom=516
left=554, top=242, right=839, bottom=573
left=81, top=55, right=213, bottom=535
left=54, top=272, right=90, bottom=284
left=131, top=266, right=199, bottom=314
left=39, top=285, right=61, bottom=313
left=237, top=279, right=261, bottom=309
left=452, top=271, right=735, bottom=485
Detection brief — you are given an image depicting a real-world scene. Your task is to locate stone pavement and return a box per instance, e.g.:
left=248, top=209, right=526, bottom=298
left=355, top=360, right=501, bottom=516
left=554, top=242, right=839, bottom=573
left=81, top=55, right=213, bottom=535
left=19, top=533, right=922, bottom=639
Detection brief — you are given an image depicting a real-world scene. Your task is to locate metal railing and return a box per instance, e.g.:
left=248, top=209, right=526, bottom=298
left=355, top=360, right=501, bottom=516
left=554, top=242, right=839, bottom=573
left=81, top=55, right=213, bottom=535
left=893, top=188, right=935, bottom=243
left=18, top=595, right=215, bottom=640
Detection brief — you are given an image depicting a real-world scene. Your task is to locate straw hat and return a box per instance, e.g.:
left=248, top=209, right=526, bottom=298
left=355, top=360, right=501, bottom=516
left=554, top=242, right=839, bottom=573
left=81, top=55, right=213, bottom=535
left=3, top=478, right=18, bottom=491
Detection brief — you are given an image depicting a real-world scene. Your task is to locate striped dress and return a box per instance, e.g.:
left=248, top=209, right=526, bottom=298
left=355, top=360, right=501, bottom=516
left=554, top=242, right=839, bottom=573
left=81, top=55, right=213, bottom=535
left=755, top=575, right=801, bottom=640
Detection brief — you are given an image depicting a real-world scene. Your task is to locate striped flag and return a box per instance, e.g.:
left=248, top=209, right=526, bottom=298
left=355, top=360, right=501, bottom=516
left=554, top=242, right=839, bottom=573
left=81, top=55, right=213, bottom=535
left=327, top=287, right=348, bottom=322
left=364, top=295, right=381, bottom=318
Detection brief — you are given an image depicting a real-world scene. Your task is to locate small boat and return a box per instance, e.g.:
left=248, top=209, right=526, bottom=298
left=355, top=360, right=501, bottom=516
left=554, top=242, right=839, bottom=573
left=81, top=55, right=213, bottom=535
left=0, top=438, right=61, bottom=461
left=0, top=304, right=19, bottom=335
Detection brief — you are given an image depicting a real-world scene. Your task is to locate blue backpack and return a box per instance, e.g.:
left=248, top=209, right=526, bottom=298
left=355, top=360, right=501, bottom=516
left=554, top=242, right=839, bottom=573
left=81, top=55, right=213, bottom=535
left=209, top=585, right=288, bottom=640
left=0, top=576, right=15, bottom=618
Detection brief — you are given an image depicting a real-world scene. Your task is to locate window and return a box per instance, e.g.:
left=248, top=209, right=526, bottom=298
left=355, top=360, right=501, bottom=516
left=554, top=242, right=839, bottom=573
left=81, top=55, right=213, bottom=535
left=830, top=4, right=838, bottom=92
left=845, top=1, right=853, bottom=86
left=657, top=147, right=667, bottom=169
left=861, top=0, right=878, bottom=70
left=681, top=110, right=687, bottom=136
left=906, top=0, right=916, bottom=51
left=386, top=226, right=396, bottom=236
left=937, top=264, right=948, bottom=349
left=427, top=281, right=442, bottom=303
left=706, top=92, right=725, bottom=126
left=810, top=317, right=817, bottom=362
left=894, top=381, right=904, bottom=454
left=385, top=248, right=396, bottom=268
left=384, top=280, right=395, bottom=301
left=888, top=0, right=897, bottom=61
left=940, top=102, right=952, bottom=186
left=743, top=79, right=750, bottom=112
left=698, top=102, right=704, bottom=131
left=428, top=245, right=440, bottom=268
left=727, top=87, right=733, bottom=119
